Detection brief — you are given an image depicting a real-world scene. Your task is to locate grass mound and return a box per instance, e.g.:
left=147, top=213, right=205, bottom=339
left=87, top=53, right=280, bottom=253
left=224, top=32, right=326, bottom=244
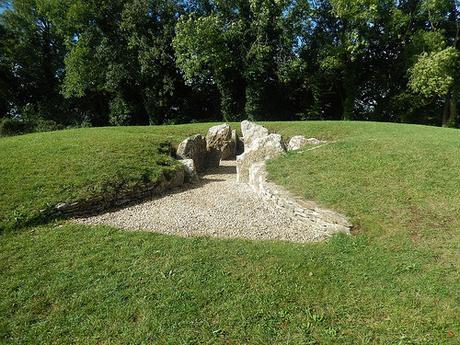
left=1, top=121, right=459, bottom=343
left=266, top=121, right=460, bottom=244
left=0, top=124, right=211, bottom=231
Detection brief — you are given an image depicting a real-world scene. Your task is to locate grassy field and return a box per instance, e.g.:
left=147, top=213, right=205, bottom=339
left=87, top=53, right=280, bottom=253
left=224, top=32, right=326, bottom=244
left=1, top=121, right=459, bottom=344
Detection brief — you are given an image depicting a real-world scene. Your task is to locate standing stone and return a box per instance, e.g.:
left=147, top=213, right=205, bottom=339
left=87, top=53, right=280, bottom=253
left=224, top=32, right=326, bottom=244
left=236, top=133, right=286, bottom=182
left=219, top=129, right=238, bottom=160
left=233, top=129, right=244, bottom=155
left=241, top=120, right=269, bottom=150
left=288, top=135, right=324, bottom=151
left=220, top=142, right=235, bottom=161
left=176, top=134, right=207, bottom=172
left=206, top=123, right=233, bottom=167
left=179, top=159, right=199, bottom=183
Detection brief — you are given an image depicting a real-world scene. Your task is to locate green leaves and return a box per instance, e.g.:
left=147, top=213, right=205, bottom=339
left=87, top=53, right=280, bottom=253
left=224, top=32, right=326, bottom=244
left=1, top=0, right=459, bottom=125
left=173, top=15, right=231, bottom=83
left=420, top=0, right=453, bottom=26
left=329, top=0, right=380, bottom=22
left=409, top=47, right=460, bottom=98
left=62, top=33, right=95, bottom=97
left=173, top=0, right=311, bottom=119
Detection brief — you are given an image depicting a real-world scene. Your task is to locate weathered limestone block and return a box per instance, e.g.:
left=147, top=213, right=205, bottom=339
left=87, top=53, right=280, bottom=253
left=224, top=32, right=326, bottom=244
left=176, top=134, right=207, bottom=172
left=206, top=123, right=233, bottom=167
left=179, top=159, right=199, bottom=183
left=287, top=135, right=324, bottom=151
left=236, top=133, right=286, bottom=182
left=241, top=120, right=269, bottom=150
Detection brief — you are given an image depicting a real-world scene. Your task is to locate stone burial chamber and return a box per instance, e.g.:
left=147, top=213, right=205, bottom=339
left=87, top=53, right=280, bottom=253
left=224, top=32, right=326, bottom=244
left=175, top=120, right=351, bottom=239
left=64, top=120, right=351, bottom=242
left=176, top=123, right=242, bottom=181
left=175, top=120, right=326, bottom=183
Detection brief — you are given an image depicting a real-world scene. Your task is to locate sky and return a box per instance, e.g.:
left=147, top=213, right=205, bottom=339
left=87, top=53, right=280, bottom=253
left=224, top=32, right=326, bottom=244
left=0, top=0, right=11, bottom=14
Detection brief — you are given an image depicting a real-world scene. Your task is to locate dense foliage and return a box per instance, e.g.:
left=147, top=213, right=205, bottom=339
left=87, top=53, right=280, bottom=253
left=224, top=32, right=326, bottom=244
left=0, top=0, right=459, bottom=128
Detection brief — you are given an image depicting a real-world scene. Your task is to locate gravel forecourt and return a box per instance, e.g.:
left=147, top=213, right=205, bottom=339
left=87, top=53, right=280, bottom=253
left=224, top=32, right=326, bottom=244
left=77, top=161, right=320, bottom=242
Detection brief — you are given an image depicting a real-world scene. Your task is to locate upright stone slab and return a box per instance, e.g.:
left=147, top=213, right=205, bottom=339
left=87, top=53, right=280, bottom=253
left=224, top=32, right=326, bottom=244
left=241, top=120, right=269, bottom=150
left=176, top=134, right=207, bottom=172
left=236, top=132, right=286, bottom=182
left=206, top=123, right=233, bottom=167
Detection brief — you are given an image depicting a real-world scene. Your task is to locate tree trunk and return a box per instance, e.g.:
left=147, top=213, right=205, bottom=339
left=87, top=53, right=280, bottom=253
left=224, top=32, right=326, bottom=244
left=448, top=88, right=458, bottom=127
left=216, top=73, right=245, bottom=122
left=442, top=98, right=450, bottom=126
left=342, top=66, right=356, bottom=121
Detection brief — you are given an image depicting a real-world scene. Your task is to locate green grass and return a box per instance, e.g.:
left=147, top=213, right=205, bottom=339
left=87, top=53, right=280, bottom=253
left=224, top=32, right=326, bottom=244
left=266, top=121, right=460, bottom=246
left=1, top=121, right=459, bottom=344
left=0, top=124, right=212, bottom=231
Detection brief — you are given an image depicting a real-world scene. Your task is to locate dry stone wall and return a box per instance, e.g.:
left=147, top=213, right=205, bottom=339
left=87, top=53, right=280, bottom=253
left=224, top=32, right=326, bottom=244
left=248, top=161, right=351, bottom=238
left=53, top=165, right=185, bottom=218
left=238, top=120, right=352, bottom=238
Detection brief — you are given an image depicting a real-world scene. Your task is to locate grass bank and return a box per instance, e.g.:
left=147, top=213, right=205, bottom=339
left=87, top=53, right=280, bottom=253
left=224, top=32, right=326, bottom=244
left=0, top=124, right=212, bottom=231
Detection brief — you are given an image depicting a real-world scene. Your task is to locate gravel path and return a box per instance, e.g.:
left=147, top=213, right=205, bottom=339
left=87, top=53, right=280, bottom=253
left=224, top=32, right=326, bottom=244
left=77, top=161, right=318, bottom=242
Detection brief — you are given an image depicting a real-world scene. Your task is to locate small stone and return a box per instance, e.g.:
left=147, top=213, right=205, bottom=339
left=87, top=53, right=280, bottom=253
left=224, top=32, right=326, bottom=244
left=55, top=203, right=67, bottom=211
left=288, top=135, right=324, bottom=151
left=179, top=159, right=199, bottom=184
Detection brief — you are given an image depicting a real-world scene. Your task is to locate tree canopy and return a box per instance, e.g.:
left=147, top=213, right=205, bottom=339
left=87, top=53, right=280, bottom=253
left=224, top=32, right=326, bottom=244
left=0, top=0, right=459, bottom=129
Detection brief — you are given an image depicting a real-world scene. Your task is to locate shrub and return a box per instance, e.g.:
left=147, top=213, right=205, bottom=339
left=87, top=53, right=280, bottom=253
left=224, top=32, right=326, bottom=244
left=109, top=95, right=133, bottom=125
left=34, top=119, right=65, bottom=133
left=0, top=118, right=30, bottom=137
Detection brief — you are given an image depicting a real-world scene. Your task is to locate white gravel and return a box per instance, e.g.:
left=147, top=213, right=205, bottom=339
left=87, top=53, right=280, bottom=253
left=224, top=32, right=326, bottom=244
left=76, top=161, right=318, bottom=242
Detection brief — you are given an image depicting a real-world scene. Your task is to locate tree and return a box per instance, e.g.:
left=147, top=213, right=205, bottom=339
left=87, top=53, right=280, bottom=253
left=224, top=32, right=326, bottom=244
left=0, top=0, right=69, bottom=123
left=61, top=0, right=191, bottom=125
left=174, top=12, right=247, bottom=120
left=174, top=0, right=310, bottom=120
left=407, top=0, right=459, bottom=126
left=409, top=47, right=459, bottom=126
left=0, top=21, right=13, bottom=117
left=1, top=0, right=459, bottom=128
